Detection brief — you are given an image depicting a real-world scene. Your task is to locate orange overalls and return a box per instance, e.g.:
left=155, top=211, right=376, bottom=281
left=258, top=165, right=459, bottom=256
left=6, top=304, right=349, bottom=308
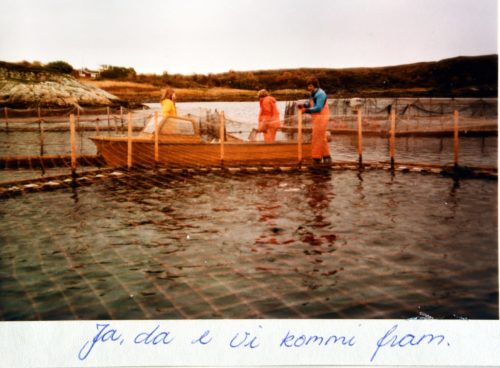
left=310, top=98, right=330, bottom=159
left=258, top=95, right=281, bottom=143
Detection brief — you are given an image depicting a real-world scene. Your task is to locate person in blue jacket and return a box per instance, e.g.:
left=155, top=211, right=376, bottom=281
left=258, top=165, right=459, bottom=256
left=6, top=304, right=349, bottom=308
left=298, top=78, right=331, bottom=164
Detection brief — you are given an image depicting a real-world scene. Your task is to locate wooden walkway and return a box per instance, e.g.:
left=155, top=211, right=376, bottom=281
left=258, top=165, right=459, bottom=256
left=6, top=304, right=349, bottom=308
left=1, top=161, right=496, bottom=199
left=0, top=154, right=104, bottom=169
left=280, top=126, right=498, bottom=137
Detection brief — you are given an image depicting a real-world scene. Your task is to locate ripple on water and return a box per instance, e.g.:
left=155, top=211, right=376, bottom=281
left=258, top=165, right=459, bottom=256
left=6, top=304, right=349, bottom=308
left=0, top=169, right=497, bottom=319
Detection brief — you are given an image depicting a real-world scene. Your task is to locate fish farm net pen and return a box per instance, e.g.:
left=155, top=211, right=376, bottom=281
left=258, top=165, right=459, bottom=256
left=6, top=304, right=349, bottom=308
left=0, top=98, right=497, bottom=194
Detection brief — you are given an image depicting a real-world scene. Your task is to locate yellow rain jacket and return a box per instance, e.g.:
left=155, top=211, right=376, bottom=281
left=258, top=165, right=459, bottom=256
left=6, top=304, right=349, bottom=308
left=161, top=98, right=177, bottom=117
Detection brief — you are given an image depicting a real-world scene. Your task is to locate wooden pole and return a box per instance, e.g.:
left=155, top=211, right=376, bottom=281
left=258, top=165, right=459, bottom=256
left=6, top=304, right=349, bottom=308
left=127, top=112, right=132, bottom=169
left=219, top=111, right=225, bottom=163
left=70, top=114, right=77, bottom=173
left=39, top=119, right=45, bottom=156
left=390, top=106, right=396, bottom=169
left=107, top=106, right=111, bottom=131
left=4, top=107, right=8, bottom=132
left=120, top=106, right=124, bottom=132
left=297, top=109, right=303, bottom=163
left=453, top=110, right=459, bottom=167
left=154, top=111, right=159, bottom=163
left=357, top=109, right=363, bottom=167
left=38, top=105, right=43, bottom=157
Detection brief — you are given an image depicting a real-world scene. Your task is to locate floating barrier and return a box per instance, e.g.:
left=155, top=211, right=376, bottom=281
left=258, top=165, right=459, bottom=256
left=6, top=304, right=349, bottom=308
left=0, top=162, right=496, bottom=199
left=1, top=98, right=497, bottom=197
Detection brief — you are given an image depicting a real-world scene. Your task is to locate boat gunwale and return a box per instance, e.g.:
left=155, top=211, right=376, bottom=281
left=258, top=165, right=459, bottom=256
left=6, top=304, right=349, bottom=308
left=90, top=136, right=308, bottom=146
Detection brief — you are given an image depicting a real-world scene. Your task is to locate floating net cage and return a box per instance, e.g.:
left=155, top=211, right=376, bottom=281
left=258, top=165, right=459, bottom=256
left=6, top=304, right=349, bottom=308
left=0, top=98, right=498, bottom=321
left=0, top=97, right=497, bottom=196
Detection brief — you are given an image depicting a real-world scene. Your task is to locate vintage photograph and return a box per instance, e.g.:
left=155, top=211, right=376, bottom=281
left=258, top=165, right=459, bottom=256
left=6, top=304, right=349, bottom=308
left=0, top=0, right=497, bottom=321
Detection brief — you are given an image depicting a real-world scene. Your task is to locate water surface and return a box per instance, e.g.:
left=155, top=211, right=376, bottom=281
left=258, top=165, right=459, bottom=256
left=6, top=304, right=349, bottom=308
left=0, top=169, right=497, bottom=319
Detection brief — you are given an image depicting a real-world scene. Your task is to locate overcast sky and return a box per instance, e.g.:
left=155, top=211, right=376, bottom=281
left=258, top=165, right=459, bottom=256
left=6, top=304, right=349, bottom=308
left=0, top=0, right=497, bottom=75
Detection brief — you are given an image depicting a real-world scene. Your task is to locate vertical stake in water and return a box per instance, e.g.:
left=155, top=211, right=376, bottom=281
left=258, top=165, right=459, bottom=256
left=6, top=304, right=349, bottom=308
left=219, top=111, right=225, bottom=165
left=453, top=110, right=459, bottom=168
left=357, top=109, right=363, bottom=168
left=107, top=106, right=111, bottom=131
left=70, top=114, right=77, bottom=175
left=120, top=106, right=124, bottom=132
left=154, top=111, right=159, bottom=163
left=297, top=109, right=303, bottom=164
left=127, top=112, right=132, bottom=170
left=37, top=106, right=42, bottom=155
left=39, top=118, right=45, bottom=157
left=4, top=107, right=8, bottom=132
left=390, top=106, right=396, bottom=170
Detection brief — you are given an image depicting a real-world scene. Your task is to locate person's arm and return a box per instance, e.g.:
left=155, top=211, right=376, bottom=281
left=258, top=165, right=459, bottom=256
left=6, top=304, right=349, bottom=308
left=162, top=99, right=174, bottom=116
left=304, top=90, right=327, bottom=113
left=258, top=98, right=273, bottom=131
left=298, top=100, right=310, bottom=109
left=261, top=97, right=273, bottom=116
left=161, top=100, right=168, bottom=116
left=258, top=101, right=264, bottom=131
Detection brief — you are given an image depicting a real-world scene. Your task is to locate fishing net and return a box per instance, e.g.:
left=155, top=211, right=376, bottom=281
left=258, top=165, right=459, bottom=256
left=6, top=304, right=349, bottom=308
left=0, top=97, right=497, bottom=188
left=0, top=98, right=497, bottom=321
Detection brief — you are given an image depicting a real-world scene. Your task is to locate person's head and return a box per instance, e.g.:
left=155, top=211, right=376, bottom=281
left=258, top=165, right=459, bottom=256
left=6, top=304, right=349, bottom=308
left=161, top=87, right=176, bottom=102
left=257, top=89, right=269, bottom=99
left=306, top=77, right=320, bottom=92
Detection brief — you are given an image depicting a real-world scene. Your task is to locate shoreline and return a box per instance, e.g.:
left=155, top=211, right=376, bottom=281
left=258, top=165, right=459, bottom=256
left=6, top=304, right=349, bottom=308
left=82, top=80, right=498, bottom=105
left=1, top=78, right=497, bottom=109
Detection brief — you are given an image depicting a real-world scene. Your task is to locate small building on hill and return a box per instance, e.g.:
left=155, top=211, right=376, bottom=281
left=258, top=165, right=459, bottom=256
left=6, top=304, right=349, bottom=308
left=74, top=68, right=100, bottom=79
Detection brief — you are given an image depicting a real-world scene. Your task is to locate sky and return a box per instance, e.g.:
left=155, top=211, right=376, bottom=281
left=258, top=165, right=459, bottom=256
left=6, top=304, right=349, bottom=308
left=0, top=0, right=497, bottom=75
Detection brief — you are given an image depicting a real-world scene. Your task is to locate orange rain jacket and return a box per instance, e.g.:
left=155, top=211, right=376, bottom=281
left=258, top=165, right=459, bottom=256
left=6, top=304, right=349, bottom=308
left=258, top=95, right=281, bottom=143
left=304, top=88, right=330, bottom=159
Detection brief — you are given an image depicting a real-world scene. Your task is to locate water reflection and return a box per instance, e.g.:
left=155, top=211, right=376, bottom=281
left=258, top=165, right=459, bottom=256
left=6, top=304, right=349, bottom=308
left=446, top=179, right=460, bottom=221
left=305, top=171, right=334, bottom=228
left=254, top=176, right=283, bottom=246
left=0, top=168, right=497, bottom=319
left=255, top=177, right=281, bottom=224
left=70, top=180, right=80, bottom=204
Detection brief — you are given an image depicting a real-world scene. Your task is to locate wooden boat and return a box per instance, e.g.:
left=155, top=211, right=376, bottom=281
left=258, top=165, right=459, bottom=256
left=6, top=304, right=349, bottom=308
left=90, top=115, right=312, bottom=167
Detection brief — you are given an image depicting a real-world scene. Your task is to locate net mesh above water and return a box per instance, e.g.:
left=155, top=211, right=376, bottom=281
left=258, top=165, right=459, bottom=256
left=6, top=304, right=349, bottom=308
left=0, top=98, right=497, bottom=175
left=0, top=98, right=497, bottom=320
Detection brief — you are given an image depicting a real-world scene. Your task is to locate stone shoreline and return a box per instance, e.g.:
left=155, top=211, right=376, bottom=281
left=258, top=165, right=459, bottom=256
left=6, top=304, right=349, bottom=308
left=0, top=66, right=132, bottom=109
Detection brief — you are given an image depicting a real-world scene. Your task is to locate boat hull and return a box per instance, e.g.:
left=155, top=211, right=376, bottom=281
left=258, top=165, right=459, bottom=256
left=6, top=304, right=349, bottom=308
left=91, top=137, right=312, bottom=167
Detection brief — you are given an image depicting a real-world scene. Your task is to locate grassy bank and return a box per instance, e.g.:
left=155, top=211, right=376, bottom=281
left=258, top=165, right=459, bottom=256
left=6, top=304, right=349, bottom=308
left=82, top=80, right=309, bottom=103
left=81, top=79, right=480, bottom=105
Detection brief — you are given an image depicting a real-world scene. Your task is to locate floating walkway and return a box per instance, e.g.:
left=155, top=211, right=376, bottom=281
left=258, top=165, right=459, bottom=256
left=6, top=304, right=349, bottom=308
left=0, top=161, right=496, bottom=199
left=1, top=102, right=497, bottom=199
left=0, top=154, right=104, bottom=169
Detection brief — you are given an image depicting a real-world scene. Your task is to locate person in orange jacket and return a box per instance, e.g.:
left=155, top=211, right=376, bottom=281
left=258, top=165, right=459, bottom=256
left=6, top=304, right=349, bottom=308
left=257, top=89, right=281, bottom=143
left=298, top=78, right=331, bottom=165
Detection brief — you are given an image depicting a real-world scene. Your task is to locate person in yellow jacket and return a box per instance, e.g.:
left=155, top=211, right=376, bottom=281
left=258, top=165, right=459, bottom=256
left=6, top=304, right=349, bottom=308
left=160, top=87, right=177, bottom=117
left=142, top=87, right=177, bottom=134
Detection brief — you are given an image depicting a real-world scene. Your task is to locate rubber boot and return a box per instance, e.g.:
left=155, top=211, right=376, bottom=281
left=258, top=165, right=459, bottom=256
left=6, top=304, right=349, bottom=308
left=313, top=158, right=322, bottom=166
left=322, top=156, right=332, bottom=164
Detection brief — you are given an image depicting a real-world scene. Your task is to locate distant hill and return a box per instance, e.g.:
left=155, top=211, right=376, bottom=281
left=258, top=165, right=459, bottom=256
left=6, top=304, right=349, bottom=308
left=202, top=55, right=498, bottom=98
left=2, top=55, right=496, bottom=107
left=126, top=54, right=498, bottom=100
